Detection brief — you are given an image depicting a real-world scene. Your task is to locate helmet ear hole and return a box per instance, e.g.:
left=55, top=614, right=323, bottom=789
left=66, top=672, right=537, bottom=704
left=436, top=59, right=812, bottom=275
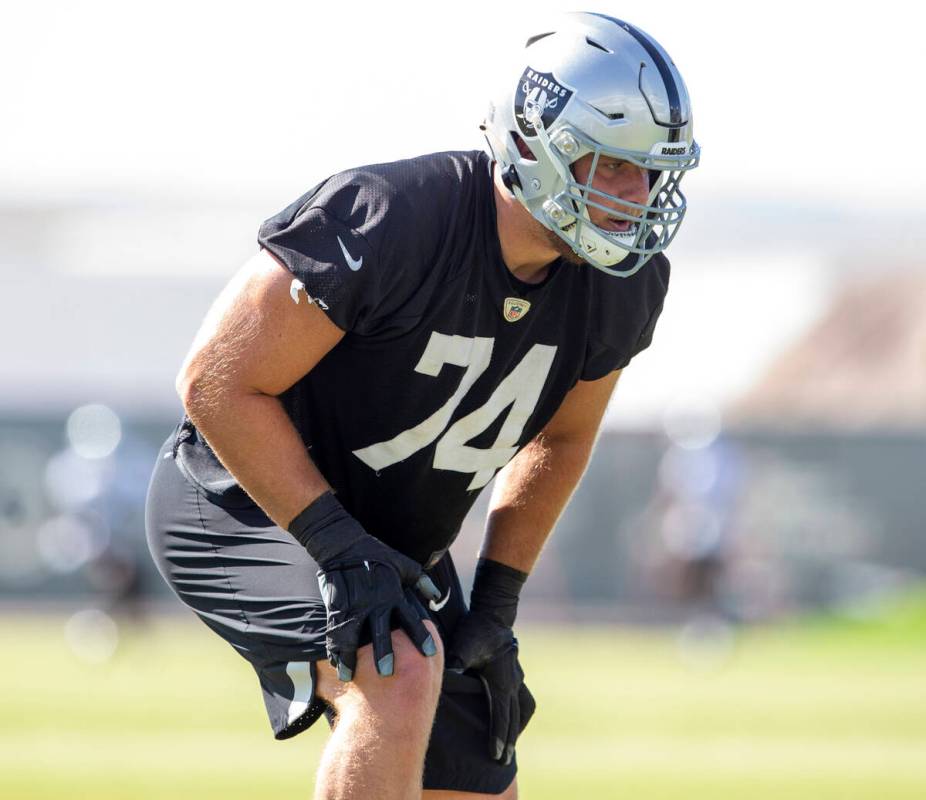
left=511, top=132, right=537, bottom=162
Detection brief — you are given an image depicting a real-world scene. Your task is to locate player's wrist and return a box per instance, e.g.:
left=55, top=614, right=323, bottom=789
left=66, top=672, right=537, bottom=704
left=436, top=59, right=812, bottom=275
left=469, top=557, right=528, bottom=629
left=286, top=491, right=368, bottom=565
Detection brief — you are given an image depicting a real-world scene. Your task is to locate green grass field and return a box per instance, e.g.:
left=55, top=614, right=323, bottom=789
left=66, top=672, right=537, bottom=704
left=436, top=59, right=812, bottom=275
left=2, top=592, right=926, bottom=799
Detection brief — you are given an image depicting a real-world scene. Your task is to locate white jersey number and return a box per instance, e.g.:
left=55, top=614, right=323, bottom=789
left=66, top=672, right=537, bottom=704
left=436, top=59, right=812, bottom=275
left=352, top=332, right=557, bottom=490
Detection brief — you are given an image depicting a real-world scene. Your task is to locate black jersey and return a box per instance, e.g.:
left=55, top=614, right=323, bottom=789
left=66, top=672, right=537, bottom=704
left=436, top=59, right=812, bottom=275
left=175, top=150, right=669, bottom=565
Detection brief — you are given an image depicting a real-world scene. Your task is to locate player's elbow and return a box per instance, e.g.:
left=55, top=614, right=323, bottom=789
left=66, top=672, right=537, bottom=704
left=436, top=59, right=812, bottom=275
left=175, top=368, right=193, bottom=406
left=177, top=352, right=267, bottom=426
left=175, top=356, right=224, bottom=422
left=176, top=368, right=207, bottom=420
left=175, top=349, right=201, bottom=405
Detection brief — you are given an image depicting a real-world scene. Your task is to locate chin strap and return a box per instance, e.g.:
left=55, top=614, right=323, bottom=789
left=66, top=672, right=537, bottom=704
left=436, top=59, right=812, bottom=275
left=500, top=164, right=522, bottom=194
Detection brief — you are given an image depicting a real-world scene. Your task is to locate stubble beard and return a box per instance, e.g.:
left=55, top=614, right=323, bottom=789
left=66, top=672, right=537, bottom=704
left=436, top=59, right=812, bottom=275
left=543, top=224, right=586, bottom=267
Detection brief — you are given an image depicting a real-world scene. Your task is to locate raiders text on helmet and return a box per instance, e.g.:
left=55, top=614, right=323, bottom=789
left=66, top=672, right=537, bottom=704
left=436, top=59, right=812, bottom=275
left=483, top=13, right=700, bottom=277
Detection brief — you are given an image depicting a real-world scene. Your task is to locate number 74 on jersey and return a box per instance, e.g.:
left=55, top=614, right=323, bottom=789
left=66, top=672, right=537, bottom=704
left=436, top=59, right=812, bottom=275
left=353, top=332, right=557, bottom=490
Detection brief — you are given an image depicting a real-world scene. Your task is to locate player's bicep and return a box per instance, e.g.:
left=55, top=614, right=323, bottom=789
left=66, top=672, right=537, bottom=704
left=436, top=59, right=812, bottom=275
left=177, top=248, right=344, bottom=402
left=540, top=369, right=622, bottom=445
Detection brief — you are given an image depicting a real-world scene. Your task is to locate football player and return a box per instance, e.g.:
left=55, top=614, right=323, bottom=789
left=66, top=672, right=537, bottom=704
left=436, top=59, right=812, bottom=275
left=146, top=12, right=698, bottom=799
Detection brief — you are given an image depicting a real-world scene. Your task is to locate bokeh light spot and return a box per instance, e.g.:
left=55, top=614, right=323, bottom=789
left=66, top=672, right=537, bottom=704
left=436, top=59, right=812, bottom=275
left=64, top=608, right=119, bottom=664
left=66, top=404, right=122, bottom=459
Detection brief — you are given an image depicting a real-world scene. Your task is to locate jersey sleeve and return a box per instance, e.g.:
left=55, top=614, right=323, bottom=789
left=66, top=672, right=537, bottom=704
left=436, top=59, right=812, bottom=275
left=580, top=254, right=671, bottom=381
left=257, top=170, right=435, bottom=336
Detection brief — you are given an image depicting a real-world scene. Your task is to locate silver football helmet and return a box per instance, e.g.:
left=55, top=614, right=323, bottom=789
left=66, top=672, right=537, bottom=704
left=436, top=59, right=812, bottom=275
left=483, top=12, right=700, bottom=277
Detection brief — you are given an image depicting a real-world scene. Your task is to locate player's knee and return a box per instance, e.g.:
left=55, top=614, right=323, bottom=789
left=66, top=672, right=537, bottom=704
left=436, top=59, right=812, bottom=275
left=381, top=621, right=444, bottom=709
left=398, top=618, right=444, bottom=673
left=322, top=622, right=444, bottom=721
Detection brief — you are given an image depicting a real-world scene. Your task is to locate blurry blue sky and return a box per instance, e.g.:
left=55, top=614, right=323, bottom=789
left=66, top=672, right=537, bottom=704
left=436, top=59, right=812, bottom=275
left=1, top=0, right=922, bottom=425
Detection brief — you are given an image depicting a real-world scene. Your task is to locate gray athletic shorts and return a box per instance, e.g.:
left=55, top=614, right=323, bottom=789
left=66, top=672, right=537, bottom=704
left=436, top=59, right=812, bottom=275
left=145, top=434, right=519, bottom=794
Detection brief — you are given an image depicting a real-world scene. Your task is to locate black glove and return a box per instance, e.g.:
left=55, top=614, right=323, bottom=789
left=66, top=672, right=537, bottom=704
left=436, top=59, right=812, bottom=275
left=447, top=558, right=536, bottom=765
left=288, top=492, right=440, bottom=681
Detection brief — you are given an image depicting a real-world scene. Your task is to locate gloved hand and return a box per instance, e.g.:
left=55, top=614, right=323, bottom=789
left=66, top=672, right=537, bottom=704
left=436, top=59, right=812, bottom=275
left=288, top=491, right=440, bottom=681
left=447, top=558, right=536, bottom=765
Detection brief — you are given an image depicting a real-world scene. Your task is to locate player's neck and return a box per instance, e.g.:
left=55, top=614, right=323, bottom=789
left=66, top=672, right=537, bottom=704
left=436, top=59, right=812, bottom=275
left=492, top=168, right=560, bottom=285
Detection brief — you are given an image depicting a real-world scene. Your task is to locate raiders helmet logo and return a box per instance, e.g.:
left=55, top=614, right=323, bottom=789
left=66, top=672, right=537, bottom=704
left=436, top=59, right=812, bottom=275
left=515, top=67, right=574, bottom=138
left=503, top=297, right=531, bottom=322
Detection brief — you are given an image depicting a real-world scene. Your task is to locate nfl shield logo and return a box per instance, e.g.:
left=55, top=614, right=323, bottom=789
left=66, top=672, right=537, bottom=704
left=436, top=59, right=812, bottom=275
left=503, top=297, right=530, bottom=322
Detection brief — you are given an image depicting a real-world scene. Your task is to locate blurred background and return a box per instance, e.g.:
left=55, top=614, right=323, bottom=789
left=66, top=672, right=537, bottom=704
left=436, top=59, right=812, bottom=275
left=2, top=1, right=924, bottom=798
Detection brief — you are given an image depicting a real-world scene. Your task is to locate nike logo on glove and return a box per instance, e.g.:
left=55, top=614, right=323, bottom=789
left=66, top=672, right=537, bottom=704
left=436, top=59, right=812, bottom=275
left=337, top=235, right=363, bottom=271
left=429, top=585, right=451, bottom=612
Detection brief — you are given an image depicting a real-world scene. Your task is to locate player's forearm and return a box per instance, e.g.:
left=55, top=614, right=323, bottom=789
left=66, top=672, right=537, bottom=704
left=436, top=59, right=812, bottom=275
left=481, top=432, right=597, bottom=574
left=183, top=387, right=330, bottom=529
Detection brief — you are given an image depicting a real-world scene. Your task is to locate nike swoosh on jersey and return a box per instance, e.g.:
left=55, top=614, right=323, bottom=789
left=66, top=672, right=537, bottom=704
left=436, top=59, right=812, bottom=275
left=336, top=235, right=363, bottom=271
left=428, top=585, right=451, bottom=612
